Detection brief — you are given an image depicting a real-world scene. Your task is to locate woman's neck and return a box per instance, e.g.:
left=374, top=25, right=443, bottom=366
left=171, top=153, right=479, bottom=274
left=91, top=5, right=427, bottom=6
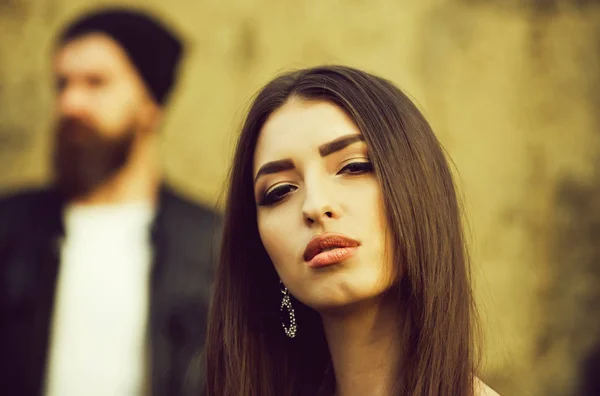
left=321, top=296, right=403, bottom=396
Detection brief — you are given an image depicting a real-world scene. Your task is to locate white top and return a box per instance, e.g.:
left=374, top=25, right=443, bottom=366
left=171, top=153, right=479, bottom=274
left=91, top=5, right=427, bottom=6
left=44, top=202, right=155, bottom=396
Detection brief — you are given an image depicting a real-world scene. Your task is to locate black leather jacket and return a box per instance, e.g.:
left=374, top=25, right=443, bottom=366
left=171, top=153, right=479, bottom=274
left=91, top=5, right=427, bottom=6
left=0, top=184, right=221, bottom=396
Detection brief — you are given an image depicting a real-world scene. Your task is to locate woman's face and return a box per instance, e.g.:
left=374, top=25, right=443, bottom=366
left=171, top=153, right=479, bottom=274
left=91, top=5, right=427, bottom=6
left=253, top=98, right=395, bottom=311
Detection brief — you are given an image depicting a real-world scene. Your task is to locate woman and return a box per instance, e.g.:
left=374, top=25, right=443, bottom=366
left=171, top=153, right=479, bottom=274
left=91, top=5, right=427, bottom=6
left=205, top=65, right=499, bottom=396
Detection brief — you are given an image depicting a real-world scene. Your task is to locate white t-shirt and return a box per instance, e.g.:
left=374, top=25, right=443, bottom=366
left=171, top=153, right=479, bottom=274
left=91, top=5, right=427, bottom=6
left=44, top=202, right=155, bottom=396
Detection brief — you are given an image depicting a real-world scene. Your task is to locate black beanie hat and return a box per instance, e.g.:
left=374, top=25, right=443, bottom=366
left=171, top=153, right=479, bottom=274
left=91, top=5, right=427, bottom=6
left=59, top=8, right=184, bottom=105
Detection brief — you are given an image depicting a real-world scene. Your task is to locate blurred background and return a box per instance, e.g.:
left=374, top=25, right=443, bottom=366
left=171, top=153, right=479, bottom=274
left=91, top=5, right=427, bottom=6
left=0, top=0, right=598, bottom=395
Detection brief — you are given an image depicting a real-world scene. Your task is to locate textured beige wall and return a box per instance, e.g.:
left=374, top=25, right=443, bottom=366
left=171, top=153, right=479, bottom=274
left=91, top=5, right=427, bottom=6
left=1, top=1, right=599, bottom=395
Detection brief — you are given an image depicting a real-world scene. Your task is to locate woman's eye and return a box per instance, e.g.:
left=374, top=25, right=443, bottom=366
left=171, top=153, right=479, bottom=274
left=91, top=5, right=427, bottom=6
left=258, top=184, right=298, bottom=206
left=338, top=161, right=373, bottom=175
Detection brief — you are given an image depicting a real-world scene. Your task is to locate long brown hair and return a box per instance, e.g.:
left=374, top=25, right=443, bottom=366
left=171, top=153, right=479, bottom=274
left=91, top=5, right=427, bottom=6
left=205, top=65, right=480, bottom=396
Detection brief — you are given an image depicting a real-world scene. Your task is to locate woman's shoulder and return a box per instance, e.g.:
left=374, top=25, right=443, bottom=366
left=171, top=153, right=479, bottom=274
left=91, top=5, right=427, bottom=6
left=475, top=377, right=500, bottom=396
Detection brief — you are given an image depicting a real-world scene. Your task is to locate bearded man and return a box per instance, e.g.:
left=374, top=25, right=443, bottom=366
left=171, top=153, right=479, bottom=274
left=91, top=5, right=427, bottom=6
left=0, top=8, right=220, bottom=396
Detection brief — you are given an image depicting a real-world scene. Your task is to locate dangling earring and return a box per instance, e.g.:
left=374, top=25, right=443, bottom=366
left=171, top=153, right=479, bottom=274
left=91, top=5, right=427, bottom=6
left=280, top=280, right=297, bottom=338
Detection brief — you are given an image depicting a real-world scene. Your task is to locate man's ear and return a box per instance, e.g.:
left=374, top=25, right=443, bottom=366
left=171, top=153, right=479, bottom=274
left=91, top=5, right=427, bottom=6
left=148, top=104, right=164, bottom=130
left=140, top=100, right=163, bottom=133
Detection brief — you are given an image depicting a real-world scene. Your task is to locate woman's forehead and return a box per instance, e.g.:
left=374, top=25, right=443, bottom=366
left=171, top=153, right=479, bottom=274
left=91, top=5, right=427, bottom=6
left=254, top=99, right=362, bottom=164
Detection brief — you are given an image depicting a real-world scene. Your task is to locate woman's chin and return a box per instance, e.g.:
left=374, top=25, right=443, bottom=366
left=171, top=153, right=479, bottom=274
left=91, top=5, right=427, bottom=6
left=292, top=272, right=394, bottom=314
left=296, top=288, right=380, bottom=315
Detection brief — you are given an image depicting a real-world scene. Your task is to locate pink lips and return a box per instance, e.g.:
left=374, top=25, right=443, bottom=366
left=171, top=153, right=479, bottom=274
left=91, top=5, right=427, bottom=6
left=303, top=233, right=360, bottom=268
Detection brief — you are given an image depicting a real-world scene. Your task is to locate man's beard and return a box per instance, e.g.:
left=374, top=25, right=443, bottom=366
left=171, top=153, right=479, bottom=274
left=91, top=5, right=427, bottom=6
left=53, top=117, right=135, bottom=200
